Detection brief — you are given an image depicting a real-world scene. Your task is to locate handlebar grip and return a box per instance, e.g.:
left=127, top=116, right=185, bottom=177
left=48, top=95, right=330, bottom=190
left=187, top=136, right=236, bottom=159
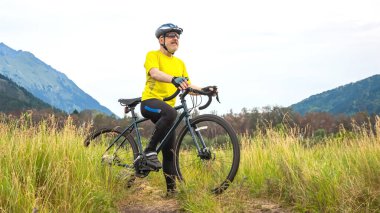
left=163, top=89, right=180, bottom=101
left=199, top=95, right=212, bottom=110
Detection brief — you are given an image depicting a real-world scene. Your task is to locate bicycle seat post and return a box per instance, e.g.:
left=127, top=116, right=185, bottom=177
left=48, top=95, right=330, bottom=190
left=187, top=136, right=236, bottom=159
left=129, top=106, right=144, bottom=154
left=129, top=107, right=138, bottom=119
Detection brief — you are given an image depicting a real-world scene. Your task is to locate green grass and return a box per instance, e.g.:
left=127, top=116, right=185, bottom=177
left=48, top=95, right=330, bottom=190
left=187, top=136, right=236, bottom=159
left=0, top=116, right=129, bottom=212
left=232, top=119, right=380, bottom=212
left=1, top=114, right=380, bottom=212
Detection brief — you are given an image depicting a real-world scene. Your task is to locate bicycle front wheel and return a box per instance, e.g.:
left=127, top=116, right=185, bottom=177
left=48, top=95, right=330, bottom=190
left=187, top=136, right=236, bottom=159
left=174, top=114, right=240, bottom=194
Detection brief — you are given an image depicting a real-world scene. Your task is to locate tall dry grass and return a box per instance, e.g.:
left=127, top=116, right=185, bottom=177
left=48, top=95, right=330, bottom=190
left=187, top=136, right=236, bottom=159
left=142, top=117, right=380, bottom=212
left=0, top=115, right=129, bottom=212
left=218, top=116, right=380, bottom=212
left=1, top=113, right=380, bottom=212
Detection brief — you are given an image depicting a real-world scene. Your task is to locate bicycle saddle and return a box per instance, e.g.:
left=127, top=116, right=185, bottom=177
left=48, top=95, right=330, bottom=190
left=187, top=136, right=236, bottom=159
left=118, top=97, right=141, bottom=107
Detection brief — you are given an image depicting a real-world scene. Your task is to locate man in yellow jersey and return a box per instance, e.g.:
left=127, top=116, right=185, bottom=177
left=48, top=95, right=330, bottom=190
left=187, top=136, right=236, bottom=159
left=140, top=23, right=205, bottom=194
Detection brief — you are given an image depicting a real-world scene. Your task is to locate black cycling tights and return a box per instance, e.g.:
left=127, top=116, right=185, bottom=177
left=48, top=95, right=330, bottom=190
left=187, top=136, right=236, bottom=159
left=140, top=99, right=177, bottom=191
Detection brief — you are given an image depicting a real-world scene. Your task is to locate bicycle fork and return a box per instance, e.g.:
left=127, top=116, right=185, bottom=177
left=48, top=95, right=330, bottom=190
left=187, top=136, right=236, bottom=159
left=185, top=117, right=214, bottom=160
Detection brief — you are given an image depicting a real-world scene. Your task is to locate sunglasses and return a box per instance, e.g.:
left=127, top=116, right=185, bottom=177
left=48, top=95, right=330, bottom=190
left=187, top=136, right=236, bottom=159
left=165, top=32, right=180, bottom=39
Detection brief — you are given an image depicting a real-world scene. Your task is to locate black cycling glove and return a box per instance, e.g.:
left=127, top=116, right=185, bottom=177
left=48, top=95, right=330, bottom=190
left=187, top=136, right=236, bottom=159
left=171, top=77, right=187, bottom=87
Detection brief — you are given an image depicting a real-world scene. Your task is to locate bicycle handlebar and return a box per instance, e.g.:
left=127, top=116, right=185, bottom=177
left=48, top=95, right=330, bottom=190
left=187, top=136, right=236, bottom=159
left=163, top=87, right=219, bottom=110
left=163, top=89, right=181, bottom=102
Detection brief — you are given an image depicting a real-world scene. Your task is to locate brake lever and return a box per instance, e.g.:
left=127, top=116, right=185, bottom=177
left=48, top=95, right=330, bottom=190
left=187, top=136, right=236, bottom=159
left=211, top=86, right=220, bottom=103
left=216, top=93, right=220, bottom=103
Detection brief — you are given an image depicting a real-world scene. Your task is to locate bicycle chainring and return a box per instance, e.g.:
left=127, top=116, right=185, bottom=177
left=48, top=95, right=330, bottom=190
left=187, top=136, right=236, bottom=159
left=134, top=157, right=151, bottom=178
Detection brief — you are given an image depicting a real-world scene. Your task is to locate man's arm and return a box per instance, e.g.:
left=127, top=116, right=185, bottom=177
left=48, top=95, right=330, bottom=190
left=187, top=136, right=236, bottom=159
left=149, top=68, right=213, bottom=94
left=189, top=84, right=202, bottom=91
left=149, top=68, right=173, bottom=83
left=149, top=68, right=189, bottom=90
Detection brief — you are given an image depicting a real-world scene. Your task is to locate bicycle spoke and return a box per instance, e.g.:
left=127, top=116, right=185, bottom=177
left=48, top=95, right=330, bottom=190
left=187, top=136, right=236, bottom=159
left=84, top=127, right=139, bottom=186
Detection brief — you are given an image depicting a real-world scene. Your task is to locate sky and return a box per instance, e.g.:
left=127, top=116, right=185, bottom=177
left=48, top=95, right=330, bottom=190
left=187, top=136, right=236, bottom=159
left=1, top=0, right=380, bottom=117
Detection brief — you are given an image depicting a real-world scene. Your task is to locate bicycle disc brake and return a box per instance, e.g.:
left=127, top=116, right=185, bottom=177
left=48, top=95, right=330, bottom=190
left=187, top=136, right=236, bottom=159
left=102, top=154, right=120, bottom=166
left=199, top=148, right=214, bottom=160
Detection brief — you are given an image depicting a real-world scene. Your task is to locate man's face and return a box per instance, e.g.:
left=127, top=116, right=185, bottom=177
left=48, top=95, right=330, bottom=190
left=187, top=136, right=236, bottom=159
left=160, top=32, right=180, bottom=53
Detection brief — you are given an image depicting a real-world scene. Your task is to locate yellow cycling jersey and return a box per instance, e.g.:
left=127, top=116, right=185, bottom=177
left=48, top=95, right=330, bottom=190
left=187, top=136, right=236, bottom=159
left=142, top=50, right=191, bottom=106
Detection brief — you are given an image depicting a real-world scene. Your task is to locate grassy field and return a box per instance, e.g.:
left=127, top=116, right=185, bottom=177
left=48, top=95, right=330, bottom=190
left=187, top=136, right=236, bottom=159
left=0, top=114, right=379, bottom=212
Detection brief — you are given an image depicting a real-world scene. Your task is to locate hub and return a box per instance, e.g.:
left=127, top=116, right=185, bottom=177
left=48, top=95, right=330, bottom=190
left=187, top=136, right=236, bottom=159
left=198, top=148, right=213, bottom=160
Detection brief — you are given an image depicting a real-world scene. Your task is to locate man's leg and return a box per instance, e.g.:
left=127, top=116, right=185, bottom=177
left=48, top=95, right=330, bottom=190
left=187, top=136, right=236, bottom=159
left=140, top=99, right=177, bottom=170
left=162, top=131, right=177, bottom=193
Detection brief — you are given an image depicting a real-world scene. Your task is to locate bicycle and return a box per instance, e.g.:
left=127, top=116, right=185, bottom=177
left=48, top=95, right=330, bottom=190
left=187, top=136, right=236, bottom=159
left=84, top=87, right=240, bottom=194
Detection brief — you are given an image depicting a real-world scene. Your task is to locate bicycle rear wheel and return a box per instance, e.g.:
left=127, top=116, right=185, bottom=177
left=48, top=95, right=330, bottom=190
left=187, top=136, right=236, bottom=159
left=84, top=127, right=139, bottom=184
left=174, top=114, right=240, bottom=194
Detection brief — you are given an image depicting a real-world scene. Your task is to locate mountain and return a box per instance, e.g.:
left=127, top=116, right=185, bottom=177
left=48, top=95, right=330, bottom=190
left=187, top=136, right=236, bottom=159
left=291, top=75, right=380, bottom=115
left=0, top=73, right=54, bottom=113
left=0, top=42, right=113, bottom=115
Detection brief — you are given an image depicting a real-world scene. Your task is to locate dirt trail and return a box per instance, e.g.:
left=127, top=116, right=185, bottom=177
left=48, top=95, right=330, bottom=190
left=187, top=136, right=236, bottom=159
left=117, top=179, right=179, bottom=213
left=117, top=179, right=289, bottom=213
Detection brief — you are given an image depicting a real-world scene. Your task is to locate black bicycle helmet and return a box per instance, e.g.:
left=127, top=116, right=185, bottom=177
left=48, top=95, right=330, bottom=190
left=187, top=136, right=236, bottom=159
left=155, top=23, right=183, bottom=39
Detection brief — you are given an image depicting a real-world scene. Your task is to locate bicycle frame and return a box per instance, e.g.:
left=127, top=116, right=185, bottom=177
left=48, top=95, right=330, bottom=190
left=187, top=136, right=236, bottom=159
left=92, top=87, right=239, bottom=194
left=104, top=93, right=208, bottom=160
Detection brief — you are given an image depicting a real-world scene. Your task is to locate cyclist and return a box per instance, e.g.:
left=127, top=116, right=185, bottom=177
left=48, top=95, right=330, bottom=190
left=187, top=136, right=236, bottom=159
left=139, top=23, right=206, bottom=194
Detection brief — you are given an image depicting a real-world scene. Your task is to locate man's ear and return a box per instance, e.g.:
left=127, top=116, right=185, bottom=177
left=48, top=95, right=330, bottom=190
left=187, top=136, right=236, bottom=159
left=159, top=36, right=164, bottom=45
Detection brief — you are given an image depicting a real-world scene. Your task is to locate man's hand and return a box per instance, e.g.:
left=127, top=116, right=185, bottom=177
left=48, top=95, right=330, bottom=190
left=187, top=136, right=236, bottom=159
left=171, top=77, right=189, bottom=90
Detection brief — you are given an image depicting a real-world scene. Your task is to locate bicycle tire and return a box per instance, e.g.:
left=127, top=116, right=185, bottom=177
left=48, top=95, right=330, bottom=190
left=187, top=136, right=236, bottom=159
left=174, top=114, right=240, bottom=194
left=84, top=127, right=139, bottom=184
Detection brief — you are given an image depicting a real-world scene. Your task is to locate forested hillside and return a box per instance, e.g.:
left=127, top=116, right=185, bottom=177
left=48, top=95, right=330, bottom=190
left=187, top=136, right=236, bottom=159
left=291, top=74, right=380, bottom=115
left=0, top=73, right=53, bottom=113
